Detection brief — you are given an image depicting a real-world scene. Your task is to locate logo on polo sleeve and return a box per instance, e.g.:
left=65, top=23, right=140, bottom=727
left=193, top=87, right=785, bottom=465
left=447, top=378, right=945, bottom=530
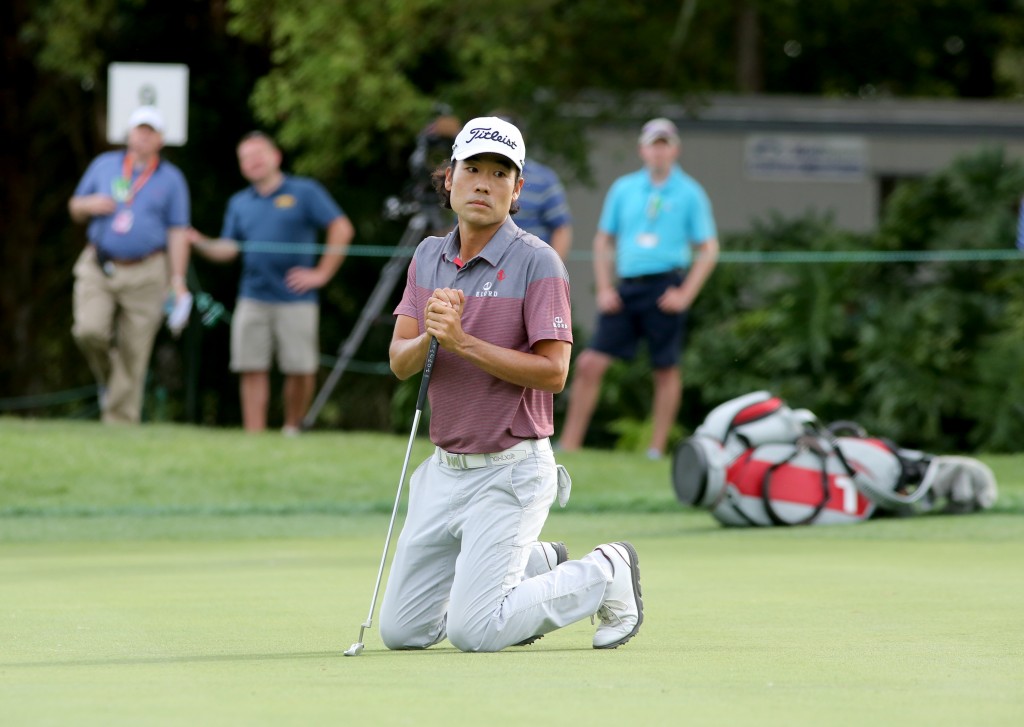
left=553, top=316, right=569, bottom=329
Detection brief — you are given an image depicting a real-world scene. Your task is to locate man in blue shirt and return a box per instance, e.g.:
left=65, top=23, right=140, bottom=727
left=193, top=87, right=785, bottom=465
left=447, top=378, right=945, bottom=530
left=68, top=105, right=192, bottom=424
left=189, top=132, right=354, bottom=433
left=559, top=118, right=719, bottom=458
left=515, top=158, right=573, bottom=261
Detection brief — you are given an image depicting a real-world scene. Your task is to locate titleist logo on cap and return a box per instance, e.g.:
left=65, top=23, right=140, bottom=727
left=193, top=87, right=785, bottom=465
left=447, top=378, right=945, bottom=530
left=452, top=116, right=525, bottom=170
left=466, top=127, right=518, bottom=150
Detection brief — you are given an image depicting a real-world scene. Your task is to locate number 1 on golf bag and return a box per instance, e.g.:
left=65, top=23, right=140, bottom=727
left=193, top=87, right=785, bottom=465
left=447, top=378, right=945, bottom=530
left=344, top=337, right=439, bottom=657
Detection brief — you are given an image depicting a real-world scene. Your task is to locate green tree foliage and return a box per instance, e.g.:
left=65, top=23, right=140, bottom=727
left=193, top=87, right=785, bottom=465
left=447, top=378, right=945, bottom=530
left=853, top=149, right=1024, bottom=450
left=226, top=0, right=575, bottom=177
left=3, top=0, right=269, bottom=420
left=757, top=0, right=1021, bottom=98
left=216, top=0, right=1024, bottom=177
left=7, top=0, right=1024, bottom=444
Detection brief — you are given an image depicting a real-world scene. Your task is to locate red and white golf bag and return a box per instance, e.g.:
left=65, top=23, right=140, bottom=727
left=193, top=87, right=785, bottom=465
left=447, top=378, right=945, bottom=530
left=671, top=391, right=997, bottom=527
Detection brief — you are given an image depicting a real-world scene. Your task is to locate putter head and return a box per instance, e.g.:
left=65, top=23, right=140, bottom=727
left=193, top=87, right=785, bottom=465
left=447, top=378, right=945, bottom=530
left=343, top=642, right=364, bottom=657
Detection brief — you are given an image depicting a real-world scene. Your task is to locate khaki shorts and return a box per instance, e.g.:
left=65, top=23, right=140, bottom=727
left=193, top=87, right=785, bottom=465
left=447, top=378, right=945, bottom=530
left=230, top=298, right=319, bottom=374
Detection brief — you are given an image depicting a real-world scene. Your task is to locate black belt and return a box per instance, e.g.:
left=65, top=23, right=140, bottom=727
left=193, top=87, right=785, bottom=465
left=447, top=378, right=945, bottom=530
left=91, top=245, right=163, bottom=265
left=620, top=269, right=683, bottom=284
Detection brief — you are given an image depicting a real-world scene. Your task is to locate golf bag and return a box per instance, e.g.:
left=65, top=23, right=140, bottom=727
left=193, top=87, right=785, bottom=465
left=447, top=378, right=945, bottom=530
left=672, top=391, right=997, bottom=527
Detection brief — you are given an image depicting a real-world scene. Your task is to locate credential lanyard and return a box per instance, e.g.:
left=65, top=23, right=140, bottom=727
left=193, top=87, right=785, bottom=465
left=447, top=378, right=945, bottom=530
left=117, top=153, right=158, bottom=205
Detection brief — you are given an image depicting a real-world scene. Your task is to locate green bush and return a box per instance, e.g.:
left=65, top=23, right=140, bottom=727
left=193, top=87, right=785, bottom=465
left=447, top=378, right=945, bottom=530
left=680, top=147, right=1024, bottom=453
left=684, top=212, right=869, bottom=420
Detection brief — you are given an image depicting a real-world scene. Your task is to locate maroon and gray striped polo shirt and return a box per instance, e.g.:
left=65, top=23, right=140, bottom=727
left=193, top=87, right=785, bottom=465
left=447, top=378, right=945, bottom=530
left=394, top=217, right=573, bottom=453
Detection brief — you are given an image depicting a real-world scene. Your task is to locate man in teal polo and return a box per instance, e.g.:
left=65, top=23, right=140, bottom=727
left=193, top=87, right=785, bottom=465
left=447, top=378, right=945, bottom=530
left=559, top=118, right=720, bottom=458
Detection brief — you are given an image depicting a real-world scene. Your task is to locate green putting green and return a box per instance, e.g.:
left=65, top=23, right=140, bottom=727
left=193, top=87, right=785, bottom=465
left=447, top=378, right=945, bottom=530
left=3, top=515, right=1022, bottom=726
left=1, top=420, right=1021, bottom=725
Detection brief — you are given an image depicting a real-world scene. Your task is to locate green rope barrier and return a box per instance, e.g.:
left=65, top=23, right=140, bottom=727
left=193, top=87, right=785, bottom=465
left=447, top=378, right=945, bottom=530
left=716, top=249, right=1024, bottom=264
left=10, top=244, right=1018, bottom=414
left=240, top=241, right=413, bottom=258
left=0, top=385, right=98, bottom=412
left=232, top=240, right=1024, bottom=264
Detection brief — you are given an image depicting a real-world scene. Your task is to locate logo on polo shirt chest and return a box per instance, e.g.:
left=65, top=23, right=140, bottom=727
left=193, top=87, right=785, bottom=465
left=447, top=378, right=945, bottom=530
left=471, top=270, right=507, bottom=298
left=474, top=280, right=499, bottom=298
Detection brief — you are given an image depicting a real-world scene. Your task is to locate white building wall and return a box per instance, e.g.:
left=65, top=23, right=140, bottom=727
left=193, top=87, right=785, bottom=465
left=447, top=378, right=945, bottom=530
left=560, top=95, right=1024, bottom=332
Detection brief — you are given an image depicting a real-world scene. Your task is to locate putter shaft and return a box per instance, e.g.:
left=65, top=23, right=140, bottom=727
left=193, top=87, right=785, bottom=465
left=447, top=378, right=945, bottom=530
left=345, top=339, right=439, bottom=656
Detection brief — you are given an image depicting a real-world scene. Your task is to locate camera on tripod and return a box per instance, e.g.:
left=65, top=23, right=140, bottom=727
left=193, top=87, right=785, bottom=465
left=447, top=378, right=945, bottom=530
left=383, top=110, right=462, bottom=222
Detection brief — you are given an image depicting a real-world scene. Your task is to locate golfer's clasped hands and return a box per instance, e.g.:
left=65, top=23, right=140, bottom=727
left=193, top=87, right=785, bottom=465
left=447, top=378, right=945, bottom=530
left=425, top=287, right=466, bottom=350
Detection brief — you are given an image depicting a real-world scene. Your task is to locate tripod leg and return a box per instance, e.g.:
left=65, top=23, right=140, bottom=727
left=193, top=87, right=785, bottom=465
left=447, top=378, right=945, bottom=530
left=302, top=213, right=429, bottom=429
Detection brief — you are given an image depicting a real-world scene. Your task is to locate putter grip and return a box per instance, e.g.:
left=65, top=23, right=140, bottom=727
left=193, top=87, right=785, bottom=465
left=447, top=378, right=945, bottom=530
left=416, top=337, right=439, bottom=411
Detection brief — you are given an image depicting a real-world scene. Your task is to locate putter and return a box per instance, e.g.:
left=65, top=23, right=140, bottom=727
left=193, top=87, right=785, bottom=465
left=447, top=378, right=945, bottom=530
left=344, top=337, right=439, bottom=657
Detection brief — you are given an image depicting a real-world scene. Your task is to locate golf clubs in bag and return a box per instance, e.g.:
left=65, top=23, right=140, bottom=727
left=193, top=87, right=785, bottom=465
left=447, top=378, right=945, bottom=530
left=671, top=391, right=997, bottom=527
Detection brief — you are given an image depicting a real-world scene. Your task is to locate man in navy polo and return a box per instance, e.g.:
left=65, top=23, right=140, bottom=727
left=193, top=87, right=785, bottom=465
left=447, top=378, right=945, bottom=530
left=188, top=132, right=354, bottom=433
left=69, top=105, right=192, bottom=424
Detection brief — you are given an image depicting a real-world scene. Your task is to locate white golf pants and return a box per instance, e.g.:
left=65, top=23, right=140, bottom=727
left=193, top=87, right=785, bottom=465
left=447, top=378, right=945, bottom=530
left=378, top=438, right=613, bottom=652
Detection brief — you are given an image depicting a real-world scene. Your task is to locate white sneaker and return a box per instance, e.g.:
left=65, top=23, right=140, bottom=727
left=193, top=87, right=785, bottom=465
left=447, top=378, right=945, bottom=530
left=592, top=541, right=643, bottom=649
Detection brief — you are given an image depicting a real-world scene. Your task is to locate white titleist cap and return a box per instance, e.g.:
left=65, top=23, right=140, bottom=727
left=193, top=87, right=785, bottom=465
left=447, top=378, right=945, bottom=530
left=127, top=105, right=165, bottom=133
left=451, top=116, right=525, bottom=172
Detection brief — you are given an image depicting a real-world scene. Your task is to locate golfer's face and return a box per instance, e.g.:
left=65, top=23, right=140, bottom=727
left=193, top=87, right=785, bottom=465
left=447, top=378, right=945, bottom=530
left=237, top=138, right=282, bottom=185
left=446, top=155, right=522, bottom=227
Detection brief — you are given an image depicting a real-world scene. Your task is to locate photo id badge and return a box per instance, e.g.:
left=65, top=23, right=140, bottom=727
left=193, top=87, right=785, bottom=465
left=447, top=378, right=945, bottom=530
left=636, top=233, right=658, bottom=249
left=111, top=209, right=134, bottom=234
left=112, top=178, right=131, bottom=203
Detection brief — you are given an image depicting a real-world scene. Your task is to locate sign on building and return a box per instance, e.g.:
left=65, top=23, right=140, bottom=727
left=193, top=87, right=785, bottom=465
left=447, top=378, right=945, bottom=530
left=745, top=135, right=867, bottom=181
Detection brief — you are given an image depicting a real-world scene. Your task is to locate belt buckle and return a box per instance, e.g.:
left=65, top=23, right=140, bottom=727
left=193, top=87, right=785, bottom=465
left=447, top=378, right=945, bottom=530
left=444, top=452, right=466, bottom=469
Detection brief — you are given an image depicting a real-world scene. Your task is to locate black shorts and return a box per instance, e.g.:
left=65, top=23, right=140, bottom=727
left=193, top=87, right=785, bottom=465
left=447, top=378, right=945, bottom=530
left=588, top=271, right=689, bottom=369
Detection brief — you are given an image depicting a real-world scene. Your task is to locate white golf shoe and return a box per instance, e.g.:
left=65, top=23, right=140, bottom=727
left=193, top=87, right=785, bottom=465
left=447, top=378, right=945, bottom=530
left=592, top=541, right=643, bottom=649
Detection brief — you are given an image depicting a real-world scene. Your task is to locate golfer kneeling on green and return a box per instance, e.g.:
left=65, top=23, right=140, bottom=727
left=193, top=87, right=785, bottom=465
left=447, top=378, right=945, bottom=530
left=380, top=117, right=643, bottom=652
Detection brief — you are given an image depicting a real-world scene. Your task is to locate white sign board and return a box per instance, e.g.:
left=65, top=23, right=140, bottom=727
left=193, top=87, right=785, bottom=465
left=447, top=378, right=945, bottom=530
left=107, top=63, right=189, bottom=146
left=745, top=135, right=867, bottom=181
